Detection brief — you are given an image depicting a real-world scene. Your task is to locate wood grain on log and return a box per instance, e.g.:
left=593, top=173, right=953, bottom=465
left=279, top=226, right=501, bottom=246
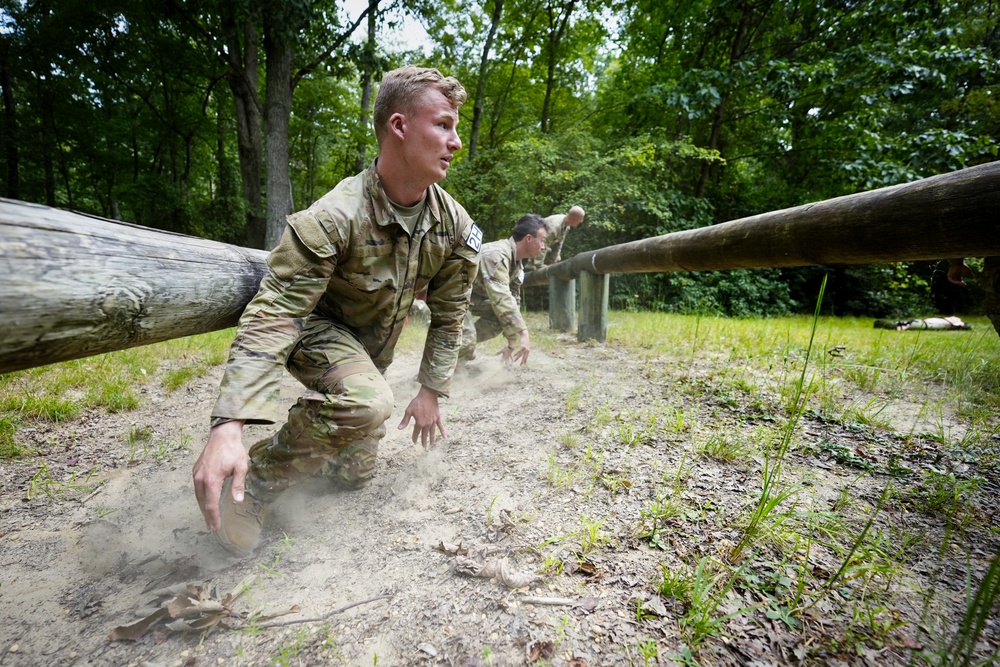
left=0, top=199, right=268, bottom=374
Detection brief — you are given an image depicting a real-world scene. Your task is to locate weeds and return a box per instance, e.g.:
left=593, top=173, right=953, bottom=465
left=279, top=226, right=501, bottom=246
left=697, top=430, right=752, bottom=463
left=678, top=556, right=752, bottom=648
left=923, top=551, right=1000, bottom=667
left=27, top=459, right=97, bottom=501
left=729, top=276, right=827, bottom=562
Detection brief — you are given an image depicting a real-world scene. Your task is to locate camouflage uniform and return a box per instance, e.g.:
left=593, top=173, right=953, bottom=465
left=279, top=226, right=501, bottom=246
left=212, top=161, right=480, bottom=498
left=526, top=214, right=570, bottom=271
left=459, top=237, right=526, bottom=362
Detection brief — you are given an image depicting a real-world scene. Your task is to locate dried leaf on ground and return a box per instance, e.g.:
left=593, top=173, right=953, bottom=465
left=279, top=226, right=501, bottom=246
left=108, top=580, right=250, bottom=642
left=453, top=555, right=541, bottom=589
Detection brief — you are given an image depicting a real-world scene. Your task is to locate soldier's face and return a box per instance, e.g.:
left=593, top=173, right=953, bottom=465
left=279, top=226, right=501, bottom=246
left=402, top=88, right=462, bottom=186
left=525, top=228, right=548, bottom=258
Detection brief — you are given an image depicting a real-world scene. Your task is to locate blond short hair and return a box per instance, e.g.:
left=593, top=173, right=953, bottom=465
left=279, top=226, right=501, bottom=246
left=373, top=66, right=467, bottom=146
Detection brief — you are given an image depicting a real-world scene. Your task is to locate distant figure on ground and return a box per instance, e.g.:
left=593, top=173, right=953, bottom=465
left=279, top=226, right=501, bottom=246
left=191, top=66, right=481, bottom=557
left=873, top=316, right=971, bottom=331
left=459, top=214, right=548, bottom=368
left=948, top=257, right=1000, bottom=336
left=526, top=205, right=585, bottom=270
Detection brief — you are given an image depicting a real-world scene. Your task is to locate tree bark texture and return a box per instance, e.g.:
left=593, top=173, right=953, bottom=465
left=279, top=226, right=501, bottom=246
left=354, top=0, right=377, bottom=175
left=262, top=0, right=295, bottom=251
left=0, top=199, right=268, bottom=374
left=524, top=161, right=1000, bottom=287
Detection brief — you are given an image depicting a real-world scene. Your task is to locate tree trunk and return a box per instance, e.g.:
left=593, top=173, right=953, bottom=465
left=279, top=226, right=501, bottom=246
left=0, top=199, right=268, bottom=374
left=540, top=0, right=575, bottom=134
left=469, top=0, right=503, bottom=161
left=695, top=0, right=754, bottom=198
left=221, top=0, right=265, bottom=249
left=0, top=40, right=18, bottom=201
left=524, top=161, right=1000, bottom=285
left=39, top=75, right=57, bottom=207
left=262, top=21, right=294, bottom=250
left=354, top=0, right=378, bottom=175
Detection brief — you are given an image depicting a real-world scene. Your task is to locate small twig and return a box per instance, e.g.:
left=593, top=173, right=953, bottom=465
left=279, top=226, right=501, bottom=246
left=248, top=592, right=392, bottom=629
left=521, top=596, right=575, bottom=606
left=80, top=484, right=105, bottom=504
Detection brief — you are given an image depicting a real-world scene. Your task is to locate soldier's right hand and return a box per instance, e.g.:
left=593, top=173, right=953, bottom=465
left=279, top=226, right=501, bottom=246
left=192, top=420, right=248, bottom=532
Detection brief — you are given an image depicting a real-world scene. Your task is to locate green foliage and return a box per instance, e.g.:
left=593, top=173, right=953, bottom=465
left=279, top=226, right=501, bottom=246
left=612, top=269, right=797, bottom=317
left=3, top=0, right=997, bottom=316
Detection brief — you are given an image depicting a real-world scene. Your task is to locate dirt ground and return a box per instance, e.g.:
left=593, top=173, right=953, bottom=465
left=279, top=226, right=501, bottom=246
left=0, top=324, right=997, bottom=667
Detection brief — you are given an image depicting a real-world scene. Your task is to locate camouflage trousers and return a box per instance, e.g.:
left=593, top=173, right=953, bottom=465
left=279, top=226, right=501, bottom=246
left=984, top=256, right=1000, bottom=337
left=458, top=309, right=506, bottom=363
left=246, top=320, right=394, bottom=501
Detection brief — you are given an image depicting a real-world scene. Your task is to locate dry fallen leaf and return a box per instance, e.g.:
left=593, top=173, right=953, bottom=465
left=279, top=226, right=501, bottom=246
left=109, top=579, right=256, bottom=642
left=453, top=555, right=541, bottom=589
left=527, top=640, right=554, bottom=663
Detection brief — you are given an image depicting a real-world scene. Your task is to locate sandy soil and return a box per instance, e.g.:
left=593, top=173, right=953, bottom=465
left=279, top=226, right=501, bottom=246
left=0, top=327, right=997, bottom=667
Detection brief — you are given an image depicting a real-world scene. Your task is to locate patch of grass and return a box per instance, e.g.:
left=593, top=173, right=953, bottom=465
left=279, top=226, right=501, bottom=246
left=697, top=430, right=753, bottom=463
left=658, top=563, right=694, bottom=603
left=125, top=425, right=155, bottom=463
left=841, top=395, right=893, bottom=429
left=546, top=451, right=575, bottom=488
left=585, top=401, right=614, bottom=433
left=0, top=415, right=32, bottom=458
left=600, top=470, right=632, bottom=496
left=565, top=383, right=583, bottom=417
left=577, top=514, right=608, bottom=556
left=636, top=459, right=690, bottom=550
left=678, top=556, right=752, bottom=648
left=0, top=329, right=235, bottom=458
left=559, top=432, right=580, bottom=448
left=634, top=636, right=660, bottom=665
left=162, top=363, right=210, bottom=392
left=730, top=276, right=827, bottom=563
left=905, top=471, right=982, bottom=520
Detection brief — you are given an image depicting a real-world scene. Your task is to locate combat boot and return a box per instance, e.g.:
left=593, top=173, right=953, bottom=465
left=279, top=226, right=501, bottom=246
left=216, top=477, right=267, bottom=557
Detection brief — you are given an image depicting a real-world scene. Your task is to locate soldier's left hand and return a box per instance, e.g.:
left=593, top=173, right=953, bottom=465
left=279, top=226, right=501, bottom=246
left=497, top=344, right=515, bottom=366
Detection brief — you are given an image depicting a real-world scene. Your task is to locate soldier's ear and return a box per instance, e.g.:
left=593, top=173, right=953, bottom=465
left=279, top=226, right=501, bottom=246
left=388, top=112, right=406, bottom=140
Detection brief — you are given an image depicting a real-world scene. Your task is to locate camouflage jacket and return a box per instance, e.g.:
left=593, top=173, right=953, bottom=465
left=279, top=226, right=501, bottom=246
left=526, top=213, right=569, bottom=270
left=469, top=237, right=527, bottom=341
left=212, top=161, right=481, bottom=424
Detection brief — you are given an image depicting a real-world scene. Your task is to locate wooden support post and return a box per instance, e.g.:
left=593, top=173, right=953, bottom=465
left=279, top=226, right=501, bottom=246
left=578, top=272, right=608, bottom=343
left=548, top=276, right=576, bottom=332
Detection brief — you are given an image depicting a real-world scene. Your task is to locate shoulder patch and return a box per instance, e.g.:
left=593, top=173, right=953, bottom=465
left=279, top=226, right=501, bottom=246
left=466, top=223, right=483, bottom=252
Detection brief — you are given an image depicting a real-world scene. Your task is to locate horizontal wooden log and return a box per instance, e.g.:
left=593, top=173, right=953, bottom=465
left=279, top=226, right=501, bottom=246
left=0, top=199, right=268, bottom=374
left=525, top=161, right=1000, bottom=287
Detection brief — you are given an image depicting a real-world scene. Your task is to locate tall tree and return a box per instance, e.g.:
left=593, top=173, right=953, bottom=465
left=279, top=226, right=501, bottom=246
left=539, top=0, right=576, bottom=133
left=0, top=35, right=18, bottom=200
left=468, top=0, right=504, bottom=160
left=169, top=0, right=371, bottom=248
left=354, top=0, right=380, bottom=175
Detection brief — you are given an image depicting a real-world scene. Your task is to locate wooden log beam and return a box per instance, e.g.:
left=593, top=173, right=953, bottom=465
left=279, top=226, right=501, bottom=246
left=0, top=198, right=269, bottom=374
left=524, top=161, right=1000, bottom=287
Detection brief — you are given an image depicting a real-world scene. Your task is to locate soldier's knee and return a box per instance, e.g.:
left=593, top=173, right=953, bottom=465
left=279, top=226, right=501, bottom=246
left=361, top=391, right=394, bottom=430
left=339, top=372, right=394, bottom=432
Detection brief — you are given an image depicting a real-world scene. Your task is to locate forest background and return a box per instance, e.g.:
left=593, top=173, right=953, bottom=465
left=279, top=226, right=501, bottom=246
left=1, top=0, right=997, bottom=318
